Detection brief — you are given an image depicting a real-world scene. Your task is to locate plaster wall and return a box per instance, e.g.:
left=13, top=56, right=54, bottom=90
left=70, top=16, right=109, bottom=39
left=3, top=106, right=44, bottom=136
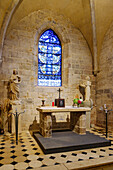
left=0, top=10, right=95, bottom=130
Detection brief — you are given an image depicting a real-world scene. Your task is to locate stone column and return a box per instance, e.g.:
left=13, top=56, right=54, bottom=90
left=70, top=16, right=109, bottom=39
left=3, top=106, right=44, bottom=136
left=90, top=0, right=98, bottom=75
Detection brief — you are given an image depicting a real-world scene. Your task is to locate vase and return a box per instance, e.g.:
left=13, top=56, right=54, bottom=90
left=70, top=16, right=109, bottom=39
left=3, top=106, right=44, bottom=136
left=77, top=104, right=80, bottom=107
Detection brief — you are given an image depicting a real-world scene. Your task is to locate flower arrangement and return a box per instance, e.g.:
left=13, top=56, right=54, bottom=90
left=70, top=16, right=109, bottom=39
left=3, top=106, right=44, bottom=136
left=73, top=97, right=83, bottom=107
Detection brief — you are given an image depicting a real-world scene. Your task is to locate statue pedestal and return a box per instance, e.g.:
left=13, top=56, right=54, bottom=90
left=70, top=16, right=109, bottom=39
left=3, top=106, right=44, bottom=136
left=86, top=111, right=91, bottom=130
left=83, top=100, right=92, bottom=130
left=10, top=101, right=22, bottom=134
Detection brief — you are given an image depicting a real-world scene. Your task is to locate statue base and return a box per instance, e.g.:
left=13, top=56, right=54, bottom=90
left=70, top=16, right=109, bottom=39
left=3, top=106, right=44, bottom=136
left=83, top=100, right=92, bottom=130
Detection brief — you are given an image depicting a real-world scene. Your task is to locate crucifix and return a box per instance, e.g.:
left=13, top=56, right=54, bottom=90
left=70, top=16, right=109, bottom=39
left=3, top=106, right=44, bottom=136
left=57, top=88, right=62, bottom=99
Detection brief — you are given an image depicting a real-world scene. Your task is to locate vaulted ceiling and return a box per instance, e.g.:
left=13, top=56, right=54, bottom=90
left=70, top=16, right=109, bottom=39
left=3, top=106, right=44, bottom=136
left=0, top=0, right=113, bottom=65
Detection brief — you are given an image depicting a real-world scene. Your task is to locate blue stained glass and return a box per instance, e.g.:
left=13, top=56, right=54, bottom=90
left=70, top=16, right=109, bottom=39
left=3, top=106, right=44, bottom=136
left=38, top=29, right=62, bottom=86
left=38, top=53, right=46, bottom=63
left=40, top=30, right=60, bottom=44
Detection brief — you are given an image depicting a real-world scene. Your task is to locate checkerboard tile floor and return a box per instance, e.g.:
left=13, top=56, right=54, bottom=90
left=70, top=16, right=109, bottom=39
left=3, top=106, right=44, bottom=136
left=0, top=127, right=113, bottom=170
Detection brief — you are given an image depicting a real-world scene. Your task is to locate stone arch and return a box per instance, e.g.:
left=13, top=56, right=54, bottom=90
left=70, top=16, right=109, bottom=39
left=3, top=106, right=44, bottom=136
left=1, top=9, right=94, bottom=130
left=0, top=0, right=23, bottom=64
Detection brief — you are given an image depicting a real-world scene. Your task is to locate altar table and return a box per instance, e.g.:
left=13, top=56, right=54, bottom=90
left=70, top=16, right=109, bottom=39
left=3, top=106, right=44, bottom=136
left=36, top=106, right=91, bottom=138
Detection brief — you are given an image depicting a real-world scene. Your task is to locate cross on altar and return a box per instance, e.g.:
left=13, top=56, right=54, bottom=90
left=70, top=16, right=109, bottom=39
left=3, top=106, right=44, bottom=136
left=57, top=88, right=62, bottom=99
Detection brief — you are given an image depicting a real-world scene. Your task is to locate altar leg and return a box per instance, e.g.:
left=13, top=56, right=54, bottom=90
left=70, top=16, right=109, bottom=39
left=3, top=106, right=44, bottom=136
left=70, top=112, right=86, bottom=135
left=40, top=112, right=52, bottom=137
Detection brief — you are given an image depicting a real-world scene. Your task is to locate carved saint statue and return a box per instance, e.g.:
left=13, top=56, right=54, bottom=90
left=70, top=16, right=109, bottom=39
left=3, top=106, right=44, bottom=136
left=80, top=76, right=91, bottom=101
left=8, top=70, right=21, bottom=101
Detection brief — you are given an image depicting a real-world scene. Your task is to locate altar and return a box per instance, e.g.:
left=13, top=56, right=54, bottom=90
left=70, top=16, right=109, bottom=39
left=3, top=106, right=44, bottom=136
left=36, top=106, right=91, bottom=138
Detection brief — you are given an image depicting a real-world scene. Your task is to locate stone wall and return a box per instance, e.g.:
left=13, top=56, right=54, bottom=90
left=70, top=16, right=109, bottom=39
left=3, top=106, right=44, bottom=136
left=0, top=10, right=95, bottom=130
left=96, top=21, right=113, bottom=129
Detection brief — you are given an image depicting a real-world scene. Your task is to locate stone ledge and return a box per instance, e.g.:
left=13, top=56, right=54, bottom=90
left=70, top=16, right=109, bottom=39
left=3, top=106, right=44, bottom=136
left=64, top=156, right=113, bottom=170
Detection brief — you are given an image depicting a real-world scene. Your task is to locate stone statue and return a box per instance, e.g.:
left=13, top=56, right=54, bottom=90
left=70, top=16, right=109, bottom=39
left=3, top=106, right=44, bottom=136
left=8, top=70, right=21, bottom=101
left=80, top=76, right=91, bottom=101
left=0, top=99, right=12, bottom=134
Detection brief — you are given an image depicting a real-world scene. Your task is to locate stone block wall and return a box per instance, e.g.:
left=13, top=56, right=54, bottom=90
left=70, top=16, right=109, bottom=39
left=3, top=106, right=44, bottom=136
left=96, top=21, right=113, bottom=129
left=0, top=10, right=95, bottom=131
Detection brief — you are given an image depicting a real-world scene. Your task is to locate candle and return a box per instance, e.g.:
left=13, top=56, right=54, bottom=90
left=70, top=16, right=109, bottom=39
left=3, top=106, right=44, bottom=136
left=52, top=102, right=54, bottom=106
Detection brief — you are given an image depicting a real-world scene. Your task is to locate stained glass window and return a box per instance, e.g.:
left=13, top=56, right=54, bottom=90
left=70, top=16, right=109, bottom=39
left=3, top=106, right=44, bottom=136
left=38, top=29, right=62, bottom=86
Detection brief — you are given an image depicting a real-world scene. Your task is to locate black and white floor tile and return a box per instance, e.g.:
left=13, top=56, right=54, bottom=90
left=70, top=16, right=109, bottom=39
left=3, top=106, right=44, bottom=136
left=0, top=127, right=113, bottom=169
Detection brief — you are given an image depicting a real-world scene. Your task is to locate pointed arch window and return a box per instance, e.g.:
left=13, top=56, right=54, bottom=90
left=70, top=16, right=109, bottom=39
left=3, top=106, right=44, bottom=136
left=38, top=29, right=62, bottom=86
